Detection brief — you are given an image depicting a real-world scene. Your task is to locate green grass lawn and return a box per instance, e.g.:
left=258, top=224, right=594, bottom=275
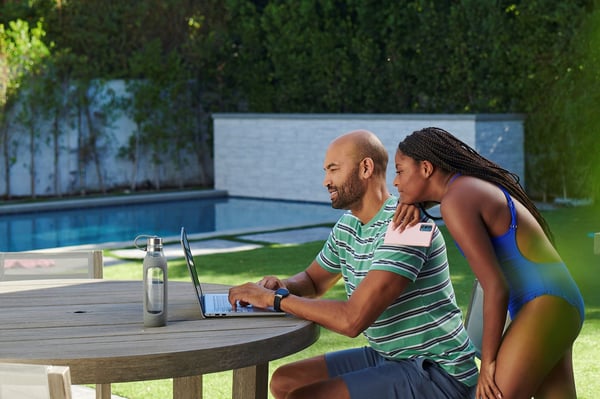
left=103, top=204, right=600, bottom=399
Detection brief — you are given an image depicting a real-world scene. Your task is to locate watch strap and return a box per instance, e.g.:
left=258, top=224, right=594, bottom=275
left=273, top=289, right=289, bottom=312
left=274, top=294, right=284, bottom=312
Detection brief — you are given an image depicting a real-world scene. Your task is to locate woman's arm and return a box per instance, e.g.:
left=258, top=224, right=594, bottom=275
left=441, top=189, right=508, bottom=399
left=391, top=202, right=423, bottom=230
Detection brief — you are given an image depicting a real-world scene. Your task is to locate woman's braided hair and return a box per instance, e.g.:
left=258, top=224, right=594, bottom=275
left=397, top=127, right=554, bottom=243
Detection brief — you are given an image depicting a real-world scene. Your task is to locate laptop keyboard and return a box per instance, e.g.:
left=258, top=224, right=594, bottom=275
left=211, top=295, right=253, bottom=313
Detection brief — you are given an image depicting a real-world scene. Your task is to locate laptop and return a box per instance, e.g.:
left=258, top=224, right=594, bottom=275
left=180, top=227, right=285, bottom=318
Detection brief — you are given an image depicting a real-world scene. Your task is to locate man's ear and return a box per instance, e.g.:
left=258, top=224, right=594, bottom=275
left=360, top=157, right=375, bottom=178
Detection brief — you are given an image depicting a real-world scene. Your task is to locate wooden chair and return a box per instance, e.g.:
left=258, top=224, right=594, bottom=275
left=464, top=279, right=511, bottom=358
left=0, top=250, right=111, bottom=398
left=0, top=362, right=73, bottom=399
left=0, top=250, right=103, bottom=281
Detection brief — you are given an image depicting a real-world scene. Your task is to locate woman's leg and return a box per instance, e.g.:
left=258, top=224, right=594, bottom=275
left=535, top=349, right=577, bottom=399
left=493, top=295, right=580, bottom=399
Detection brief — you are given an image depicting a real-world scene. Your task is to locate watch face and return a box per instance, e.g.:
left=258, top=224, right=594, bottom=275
left=275, top=288, right=289, bottom=296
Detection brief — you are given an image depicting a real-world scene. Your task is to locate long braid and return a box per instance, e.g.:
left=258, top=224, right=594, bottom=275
left=398, top=127, right=554, bottom=244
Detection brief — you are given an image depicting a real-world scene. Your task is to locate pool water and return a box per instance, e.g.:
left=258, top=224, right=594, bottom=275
left=0, top=196, right=343, bottom=251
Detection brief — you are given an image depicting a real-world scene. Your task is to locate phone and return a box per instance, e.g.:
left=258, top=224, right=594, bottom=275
left=384, top=222, right=435, bottom=247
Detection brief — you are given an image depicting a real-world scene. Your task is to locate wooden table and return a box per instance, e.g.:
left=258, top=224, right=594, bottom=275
left=0, top=279, right=319, bottom=399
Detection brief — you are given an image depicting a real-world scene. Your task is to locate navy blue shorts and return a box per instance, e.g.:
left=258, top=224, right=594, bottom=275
left=325, top=347, right=475, bottom=399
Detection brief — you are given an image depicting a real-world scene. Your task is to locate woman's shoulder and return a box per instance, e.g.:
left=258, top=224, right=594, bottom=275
left=445, top=176, right=496, bottom=200
left=443, top=176, right=508, bottom=216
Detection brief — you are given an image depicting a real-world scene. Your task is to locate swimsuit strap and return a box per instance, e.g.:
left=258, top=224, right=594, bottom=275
left=448, top=173, right=461, bottom=186
left=498, top=186, right=517, bottom=230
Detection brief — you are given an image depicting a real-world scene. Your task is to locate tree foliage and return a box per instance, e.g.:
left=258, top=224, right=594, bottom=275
left=0, top=0, right=596, bottom=200
left=0, top=18, right=51, bottom=198
left=525, top=3, right=600, bottom=201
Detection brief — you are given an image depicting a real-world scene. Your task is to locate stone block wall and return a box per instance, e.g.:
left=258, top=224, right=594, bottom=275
left=213, top=113, right=525, bottom=203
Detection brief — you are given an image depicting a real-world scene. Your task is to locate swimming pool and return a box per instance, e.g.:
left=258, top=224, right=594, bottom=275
left=0, top=193, right=344, bottom=251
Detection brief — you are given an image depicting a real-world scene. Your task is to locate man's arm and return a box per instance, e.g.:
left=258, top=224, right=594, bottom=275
left=282, top=270, right=410, bottom=337
left=253, top=260, right=341, bottom=298
left=284, top=260, right=342, bottom=297
left=229, top=267, right=410, bottom=338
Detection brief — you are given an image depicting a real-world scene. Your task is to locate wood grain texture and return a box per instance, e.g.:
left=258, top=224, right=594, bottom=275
left=0, top=280, right=319, bottom=398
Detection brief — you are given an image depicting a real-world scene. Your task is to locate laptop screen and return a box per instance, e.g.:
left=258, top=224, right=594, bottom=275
left=180, top=227, right=204, bottom=300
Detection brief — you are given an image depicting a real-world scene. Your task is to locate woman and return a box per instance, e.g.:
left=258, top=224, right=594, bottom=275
left=392, top=127, right=584, bottom=399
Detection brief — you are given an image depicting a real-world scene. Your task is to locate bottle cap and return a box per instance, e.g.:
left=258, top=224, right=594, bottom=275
left=147, top=236, right=163, bottom=251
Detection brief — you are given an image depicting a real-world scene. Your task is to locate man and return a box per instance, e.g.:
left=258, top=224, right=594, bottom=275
left=228, top=130, right=478, bottom=399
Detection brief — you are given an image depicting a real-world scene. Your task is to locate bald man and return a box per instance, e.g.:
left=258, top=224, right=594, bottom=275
left=229, top=130, right=478, bottom=399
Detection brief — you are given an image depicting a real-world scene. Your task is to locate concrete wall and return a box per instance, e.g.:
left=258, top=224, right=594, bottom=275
left=3, top=105, right=524, bottom=201
left=213, top=113, right=525, bottom=203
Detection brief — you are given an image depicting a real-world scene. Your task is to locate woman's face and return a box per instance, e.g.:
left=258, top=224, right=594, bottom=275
left=393, top=150, right=428, bottom=204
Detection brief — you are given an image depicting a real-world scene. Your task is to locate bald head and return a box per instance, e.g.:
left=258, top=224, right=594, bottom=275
left=328, top=130, right=388, bottom=177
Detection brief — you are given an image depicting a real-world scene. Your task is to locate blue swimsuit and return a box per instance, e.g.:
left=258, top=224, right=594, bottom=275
left=491, top=187, right=585, bottom=324
left=459, top=186, right=585, bottom=325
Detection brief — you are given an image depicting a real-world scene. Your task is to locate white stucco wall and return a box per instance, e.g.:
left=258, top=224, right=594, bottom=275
left=213, top=113, right=525, bottom=203
left=2, top=80, right=205, bottom=197
left=2, top=105, right=524, bottom=201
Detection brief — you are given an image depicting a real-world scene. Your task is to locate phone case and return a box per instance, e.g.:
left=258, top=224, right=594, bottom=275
left=384, top=222, right=435, bottom=247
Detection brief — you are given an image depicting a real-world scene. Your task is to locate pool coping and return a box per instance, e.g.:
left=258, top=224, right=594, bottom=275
left=40, top=222, right=337, bottom=253
left=0, top=189, right=229, bottom=215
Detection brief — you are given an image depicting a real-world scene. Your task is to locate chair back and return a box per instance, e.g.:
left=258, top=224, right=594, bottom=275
left=0, top=250, right=103, bottom=281
left=464, top=279, right=485, bottom=357
left=0, top=362, right=72, bottom=399
left=464, top=279, right=511, bottom=358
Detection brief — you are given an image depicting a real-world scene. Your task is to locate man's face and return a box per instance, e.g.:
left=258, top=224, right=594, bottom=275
left=328, top=164, right=366, bottom=209
left=322, top=143, right=367, bottom=210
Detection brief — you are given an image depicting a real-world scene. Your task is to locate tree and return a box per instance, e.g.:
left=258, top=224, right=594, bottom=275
left=0, top=19, right=50, bottom=199
left=124, top=39, right=201, bottom=191
left=0, top=0, right=593, bottom=200
left=39, top=50, right=79, bottom=197
left=71, top=78, right=121, bottom=195
left=526, top=3, right=600, bottom=201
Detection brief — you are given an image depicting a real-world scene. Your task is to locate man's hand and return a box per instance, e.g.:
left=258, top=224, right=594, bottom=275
left=256, top=275, right=286, bottom=290
left=392, top=203, right=421, bottom=231
left=232, top=275, right=286, bottom=307
left=228, top=282, right=276, bottom=310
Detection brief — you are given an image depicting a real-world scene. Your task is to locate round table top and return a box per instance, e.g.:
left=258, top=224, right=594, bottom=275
left=0, top=279, right=319, bottom=384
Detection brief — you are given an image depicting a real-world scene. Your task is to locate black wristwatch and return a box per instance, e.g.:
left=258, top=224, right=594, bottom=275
left=273, top=288, right=290, bottom=312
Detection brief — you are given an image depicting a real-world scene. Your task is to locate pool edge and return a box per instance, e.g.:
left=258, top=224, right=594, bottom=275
left=0, top=190, right=229, bottom=215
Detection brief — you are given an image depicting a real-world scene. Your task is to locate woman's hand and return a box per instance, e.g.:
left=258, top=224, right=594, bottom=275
left=477, top=360, right=503, bottom=399
left=391, top=203, right=421, bottom=231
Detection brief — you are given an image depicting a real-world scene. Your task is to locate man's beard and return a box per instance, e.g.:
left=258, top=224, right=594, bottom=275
left=330, top=168, right=366, bottom=210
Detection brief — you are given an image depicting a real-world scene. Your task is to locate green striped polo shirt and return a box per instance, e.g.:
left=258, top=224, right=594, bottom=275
left=316, top=196, right=478, bottom=387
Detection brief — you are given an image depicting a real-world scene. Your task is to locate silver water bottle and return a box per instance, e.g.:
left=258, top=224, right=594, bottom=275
left=142, top=236, right=168, bottom=327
